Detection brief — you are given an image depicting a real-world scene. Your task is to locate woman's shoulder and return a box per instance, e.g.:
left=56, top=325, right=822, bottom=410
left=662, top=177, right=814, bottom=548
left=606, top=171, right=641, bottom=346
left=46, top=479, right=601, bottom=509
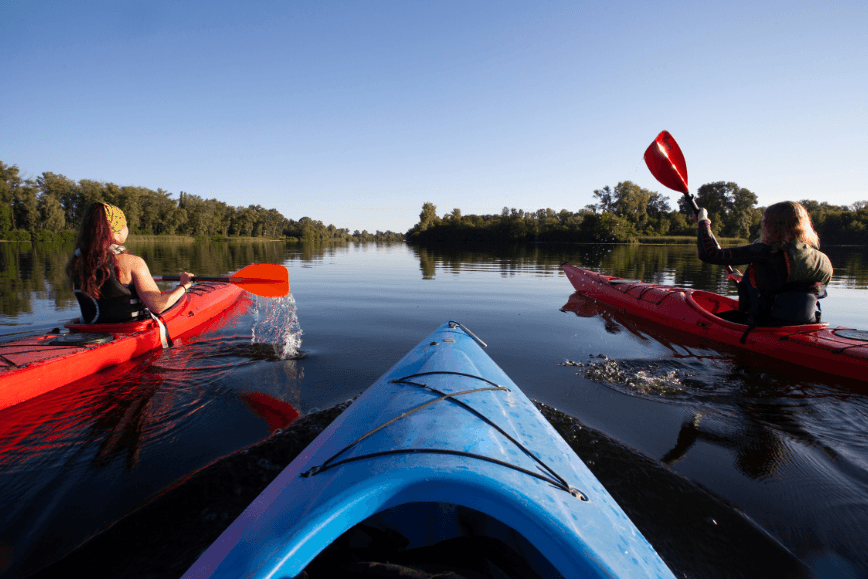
left=116, top=252, right=148, bottom=271
left=788, top=241, right=827, bottom=255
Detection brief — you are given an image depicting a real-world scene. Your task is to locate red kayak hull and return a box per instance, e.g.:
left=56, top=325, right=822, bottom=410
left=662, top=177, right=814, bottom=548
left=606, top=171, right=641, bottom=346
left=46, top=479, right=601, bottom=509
left=562, top=264, right=868, bottom=382
left=0, top=282, right=246, bottom=410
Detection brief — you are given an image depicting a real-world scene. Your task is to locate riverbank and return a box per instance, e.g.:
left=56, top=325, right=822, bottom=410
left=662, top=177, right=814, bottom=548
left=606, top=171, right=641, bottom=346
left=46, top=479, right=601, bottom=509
left=635, top=235, right=747, bottom=245
left=411, top=235, right=750, bottom=247
left=130, top=235, right=284, bottom=243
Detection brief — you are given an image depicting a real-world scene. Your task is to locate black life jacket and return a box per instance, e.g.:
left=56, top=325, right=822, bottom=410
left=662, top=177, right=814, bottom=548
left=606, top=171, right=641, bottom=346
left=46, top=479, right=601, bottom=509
left=73, top=266, right=147, bottom=324
left=737, top=245, right=828, bottom=325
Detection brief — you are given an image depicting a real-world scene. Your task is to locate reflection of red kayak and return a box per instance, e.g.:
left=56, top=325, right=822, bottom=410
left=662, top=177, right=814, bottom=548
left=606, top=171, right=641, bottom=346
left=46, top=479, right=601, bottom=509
left=241, top=392, right=299, bottom=431
left=561, top=292, right=746, bottom=364
left=0, top=282, right=245, bottom=410
left=562, top=264, right=868, bottom=382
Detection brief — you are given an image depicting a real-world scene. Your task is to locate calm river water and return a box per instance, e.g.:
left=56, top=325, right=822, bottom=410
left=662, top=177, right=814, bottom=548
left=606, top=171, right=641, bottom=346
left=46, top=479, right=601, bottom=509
left=1, top=239, right=867, bottom=578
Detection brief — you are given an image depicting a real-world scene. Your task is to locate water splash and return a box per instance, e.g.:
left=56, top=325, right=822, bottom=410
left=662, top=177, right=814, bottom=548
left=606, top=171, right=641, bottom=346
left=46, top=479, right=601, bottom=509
left=251, top=293, right=304, bottom=359
left=561, top=355, right=688, bottom=397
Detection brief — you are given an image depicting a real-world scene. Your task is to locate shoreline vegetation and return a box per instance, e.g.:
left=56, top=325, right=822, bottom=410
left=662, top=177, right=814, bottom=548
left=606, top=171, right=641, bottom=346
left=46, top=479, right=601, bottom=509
left=0, top=161, right=404, bottom=244
left=405, top=182, right=868, bottom=247
left=3, top=160, right=866, bottom=247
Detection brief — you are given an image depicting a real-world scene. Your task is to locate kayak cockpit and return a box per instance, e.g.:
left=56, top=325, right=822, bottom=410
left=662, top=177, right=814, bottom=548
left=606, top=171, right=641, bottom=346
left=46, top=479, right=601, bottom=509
left=689, top=290, right=740, bottom=317
left=301, top=501, right=564, bottom=579
left=688, top=290, right=828, bottom=330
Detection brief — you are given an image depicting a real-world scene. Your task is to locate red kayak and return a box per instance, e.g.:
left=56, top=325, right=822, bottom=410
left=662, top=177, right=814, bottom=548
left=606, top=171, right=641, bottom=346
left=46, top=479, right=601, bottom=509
left=562, top=263, right=868, bottom=382
left=0, top=282, right=246, bottom=410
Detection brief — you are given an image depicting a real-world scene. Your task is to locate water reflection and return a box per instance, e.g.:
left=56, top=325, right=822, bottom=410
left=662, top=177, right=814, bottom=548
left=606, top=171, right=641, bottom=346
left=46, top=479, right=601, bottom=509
left=661, top=411, right=791, bottom=480
left=561, top=292, right=732, bottom=361
left=408, top=242, right=868, bottom=297
left=0, top=239, right=287, bottom=322
left=0, top=291, right=298, bottom=578
left=538, top=403, right=813, bottom=579
left=560, top=291, right=862, bottom=484
left=0, top=241, right=79, bottom=321
left=2, top=241, right=866, bottom=322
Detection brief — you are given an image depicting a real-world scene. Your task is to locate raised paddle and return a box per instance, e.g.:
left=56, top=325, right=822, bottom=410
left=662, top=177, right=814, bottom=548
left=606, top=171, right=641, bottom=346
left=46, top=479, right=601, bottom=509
left=643, top=131, right=741, bottom=282
left=155, top=263, right=290, bottom=298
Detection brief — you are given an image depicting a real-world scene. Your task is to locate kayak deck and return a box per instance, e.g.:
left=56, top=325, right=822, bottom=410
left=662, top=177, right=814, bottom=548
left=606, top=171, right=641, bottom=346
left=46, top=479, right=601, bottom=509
left=0, top=282, right=245, bottom=410
left=184, top=321, right=675, bottom=579
left=562, top=263, right=868, bottom=381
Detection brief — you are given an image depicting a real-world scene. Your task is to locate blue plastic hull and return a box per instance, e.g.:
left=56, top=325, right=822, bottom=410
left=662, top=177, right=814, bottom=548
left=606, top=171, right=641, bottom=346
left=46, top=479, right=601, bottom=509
left=184, top=321, right=675, bottom=578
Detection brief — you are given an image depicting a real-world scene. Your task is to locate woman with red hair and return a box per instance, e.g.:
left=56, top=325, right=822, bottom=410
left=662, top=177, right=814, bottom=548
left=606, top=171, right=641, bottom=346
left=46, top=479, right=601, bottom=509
left=66, top=202, right=193, bottom=324
left=696, top=201, right=832, bottom=325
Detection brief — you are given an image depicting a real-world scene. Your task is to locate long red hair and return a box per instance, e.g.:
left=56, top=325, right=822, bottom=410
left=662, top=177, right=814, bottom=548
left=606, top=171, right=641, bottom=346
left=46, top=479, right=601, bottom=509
left=759, top=201, right=821, bottom=251
left=65, top=203, right=119, bottom=298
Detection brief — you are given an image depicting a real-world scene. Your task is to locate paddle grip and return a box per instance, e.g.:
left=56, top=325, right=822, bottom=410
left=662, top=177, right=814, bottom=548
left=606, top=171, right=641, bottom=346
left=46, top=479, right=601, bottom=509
left=683, top=192, right=700, bottom=216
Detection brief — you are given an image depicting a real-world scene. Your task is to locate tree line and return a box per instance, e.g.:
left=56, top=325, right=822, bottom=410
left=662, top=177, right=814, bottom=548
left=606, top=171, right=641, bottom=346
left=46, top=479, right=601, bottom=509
left=0, top=161, right=404, bottom=243
left=406, top=180, right=868, bottom=246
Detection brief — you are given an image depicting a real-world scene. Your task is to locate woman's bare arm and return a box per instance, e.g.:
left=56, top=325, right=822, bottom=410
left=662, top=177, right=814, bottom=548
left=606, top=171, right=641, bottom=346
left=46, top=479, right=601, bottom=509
left=120, top=254, right=191, bottom=314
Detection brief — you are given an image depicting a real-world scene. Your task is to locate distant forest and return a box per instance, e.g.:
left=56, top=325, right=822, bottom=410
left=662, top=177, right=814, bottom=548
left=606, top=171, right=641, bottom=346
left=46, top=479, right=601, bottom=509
left=407, top=181, right=868, bottom=246
left=5, top=161, right=866, bottom=248
left=0, top=161, right=404, bottom=243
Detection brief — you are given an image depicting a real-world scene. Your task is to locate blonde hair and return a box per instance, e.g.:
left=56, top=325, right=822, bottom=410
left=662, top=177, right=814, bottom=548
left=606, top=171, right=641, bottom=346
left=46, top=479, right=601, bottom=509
left=759, top=201, right=820, bottom=250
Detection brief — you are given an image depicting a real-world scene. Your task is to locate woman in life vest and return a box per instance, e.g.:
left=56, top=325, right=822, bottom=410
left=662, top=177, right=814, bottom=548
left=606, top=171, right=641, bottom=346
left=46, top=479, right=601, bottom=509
left=66, top=202, right=194, bottom=324
left=696, top=201, right=832, bottom=325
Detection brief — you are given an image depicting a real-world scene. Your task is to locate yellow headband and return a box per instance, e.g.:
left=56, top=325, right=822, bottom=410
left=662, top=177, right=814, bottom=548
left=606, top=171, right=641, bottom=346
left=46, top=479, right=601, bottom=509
left=102, top=203, right=126, bottom=235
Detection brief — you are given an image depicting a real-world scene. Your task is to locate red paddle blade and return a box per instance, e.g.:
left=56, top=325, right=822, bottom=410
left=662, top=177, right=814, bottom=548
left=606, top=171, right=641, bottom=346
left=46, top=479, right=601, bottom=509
left=644, top=130, right=689, bottom=194
left=228, top=264, right=290, bottom=298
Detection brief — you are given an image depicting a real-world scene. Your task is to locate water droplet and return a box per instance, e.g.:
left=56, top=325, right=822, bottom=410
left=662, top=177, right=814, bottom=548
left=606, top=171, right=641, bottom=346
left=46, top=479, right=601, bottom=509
left=251, top=292, right=304, bottom=359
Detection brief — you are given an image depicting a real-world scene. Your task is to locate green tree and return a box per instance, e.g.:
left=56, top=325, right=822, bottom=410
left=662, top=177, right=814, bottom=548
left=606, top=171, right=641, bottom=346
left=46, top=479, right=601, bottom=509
left=180, top=192, right=216, bottom=236
left=418, top=202, right=438, bottom=231
left=0, top=162, right=23, bottom=234
left=725, top=185, right=759, bottom=239
left=37, top=193, right=66, bottom=230
left=117, top=186, right=145, bottom=233
left=12, top=182, right=39, bottom=232
left=695, top=181, right=758, bottom=238
left=590, top=186, right=615, bottom=213
left=37, top=172, right=79, bottom=228
left=611, top=181, right=654, bottom=233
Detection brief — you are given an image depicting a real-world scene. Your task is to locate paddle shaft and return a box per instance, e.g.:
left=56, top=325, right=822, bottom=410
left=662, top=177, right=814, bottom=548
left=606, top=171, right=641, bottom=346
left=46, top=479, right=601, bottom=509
left=688, top=196, right=741, bottom=281
left=156, top=275, right=273, bottom=283
left=153, top=264, right=290, bottom=297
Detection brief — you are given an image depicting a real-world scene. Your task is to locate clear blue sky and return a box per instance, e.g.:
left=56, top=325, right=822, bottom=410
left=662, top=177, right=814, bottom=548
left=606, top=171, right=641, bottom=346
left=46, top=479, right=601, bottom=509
left=2, top=0, right=866, bottom=233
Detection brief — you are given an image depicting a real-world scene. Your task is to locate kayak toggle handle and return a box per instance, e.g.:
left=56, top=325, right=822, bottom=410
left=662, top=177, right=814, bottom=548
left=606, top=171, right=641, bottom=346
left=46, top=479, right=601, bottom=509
left=448, top=321, right=487, bottom=348
left=301, top=466, right=322, bottom=477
